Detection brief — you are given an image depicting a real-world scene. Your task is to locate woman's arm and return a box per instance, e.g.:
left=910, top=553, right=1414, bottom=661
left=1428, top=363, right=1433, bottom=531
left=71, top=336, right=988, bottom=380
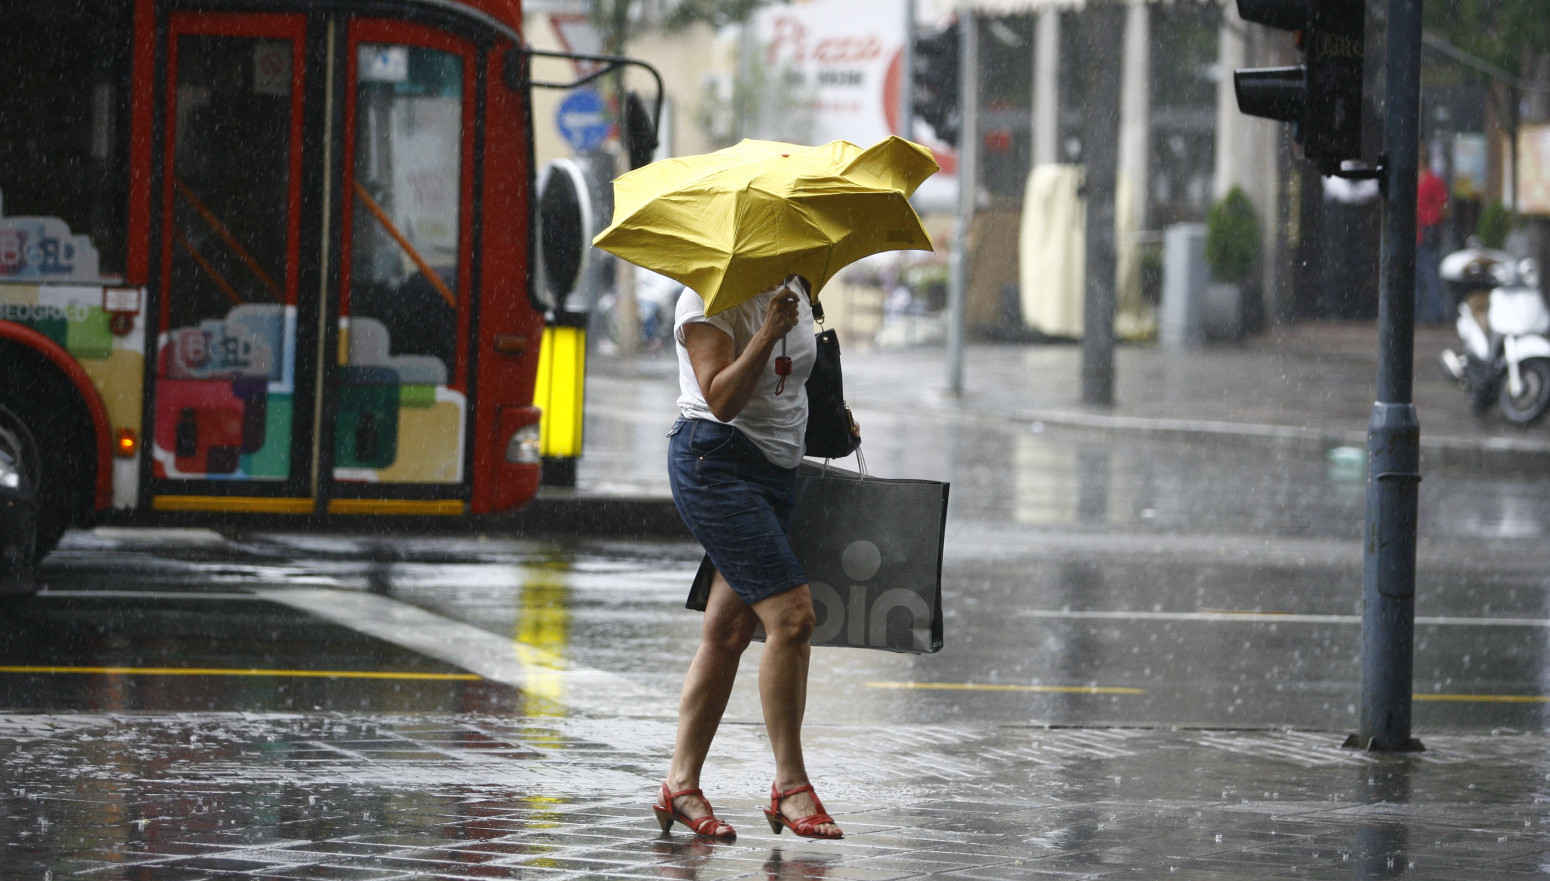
left=684, top=289, right=801, bottom=423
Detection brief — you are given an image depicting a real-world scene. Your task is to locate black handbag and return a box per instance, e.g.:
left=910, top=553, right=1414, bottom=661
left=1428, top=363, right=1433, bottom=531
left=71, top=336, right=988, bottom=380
left=803, top=303, right=861, bottom=459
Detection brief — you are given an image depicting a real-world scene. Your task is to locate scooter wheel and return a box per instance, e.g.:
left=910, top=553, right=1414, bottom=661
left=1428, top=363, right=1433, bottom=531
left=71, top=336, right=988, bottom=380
left=1499, top=358, right=1550, bottom=425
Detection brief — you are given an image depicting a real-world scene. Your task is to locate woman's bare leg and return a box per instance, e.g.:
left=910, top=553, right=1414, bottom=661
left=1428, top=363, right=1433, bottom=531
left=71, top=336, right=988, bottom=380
left=665, top=571, right=755, bottom=821
left=752, top=585, right=841, bottom=836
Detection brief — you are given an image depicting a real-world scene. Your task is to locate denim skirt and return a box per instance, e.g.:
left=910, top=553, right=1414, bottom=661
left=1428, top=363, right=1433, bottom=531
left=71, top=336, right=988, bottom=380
left=667, top=418, right=807, bottom=605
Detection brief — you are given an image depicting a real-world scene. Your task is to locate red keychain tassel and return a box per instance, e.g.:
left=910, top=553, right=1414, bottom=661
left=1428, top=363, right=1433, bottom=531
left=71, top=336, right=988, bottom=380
left=775, top=337, right=791, bottom=395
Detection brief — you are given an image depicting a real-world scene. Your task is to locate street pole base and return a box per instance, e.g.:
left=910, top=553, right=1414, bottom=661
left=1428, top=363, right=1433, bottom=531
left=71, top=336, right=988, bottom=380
left=541, top=457, right=578, bottom=487
left=1342, top=733, right=1425, bottom=753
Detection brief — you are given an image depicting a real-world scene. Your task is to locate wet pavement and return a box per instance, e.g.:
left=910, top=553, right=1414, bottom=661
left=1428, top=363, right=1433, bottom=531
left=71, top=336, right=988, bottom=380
left=0, top=590, right=516, bottom=715
left=573, top=322, right=1550, bottom=503
left=4, top=710, right=1550, bottom=879
left=6, top=322, right=1550, bottom=878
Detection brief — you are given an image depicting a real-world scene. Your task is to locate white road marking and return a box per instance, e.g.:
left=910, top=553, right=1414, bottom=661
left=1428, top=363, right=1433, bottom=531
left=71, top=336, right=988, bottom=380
left=255, top=587, right=673, bottom=717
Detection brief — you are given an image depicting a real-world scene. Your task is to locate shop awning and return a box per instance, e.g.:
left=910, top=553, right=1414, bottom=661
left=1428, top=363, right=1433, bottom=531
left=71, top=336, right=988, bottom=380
left=927, top=0, right=1218, bottom=13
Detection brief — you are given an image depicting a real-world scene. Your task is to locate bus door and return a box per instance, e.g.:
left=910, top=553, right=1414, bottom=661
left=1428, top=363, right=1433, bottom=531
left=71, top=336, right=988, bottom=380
left=327, top=18, right=479, bottom=514
left=150, top=10, right=482, bottom=516
left=150, top=11, right=317, bottom=513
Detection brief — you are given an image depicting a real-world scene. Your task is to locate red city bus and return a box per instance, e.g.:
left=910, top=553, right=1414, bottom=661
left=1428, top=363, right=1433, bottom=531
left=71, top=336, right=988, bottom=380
left=0, top=0, right=658, bottom=588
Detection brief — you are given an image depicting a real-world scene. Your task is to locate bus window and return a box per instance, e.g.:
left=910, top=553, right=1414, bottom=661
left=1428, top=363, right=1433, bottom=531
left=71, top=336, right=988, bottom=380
left=333, top=25, right=473, bottom=485
left=168, top=34, right=295, bottom=329
left=156, top=18, right=305, bottom=481
left=348, top=43, right=464, bottom=377
left=0, top=2, right=131, bottom=282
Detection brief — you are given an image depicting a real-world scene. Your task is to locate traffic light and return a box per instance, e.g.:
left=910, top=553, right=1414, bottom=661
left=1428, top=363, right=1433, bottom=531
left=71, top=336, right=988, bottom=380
left=912, top=22, right=960, bottom=147
left=1233, top=0, right=1365, bottom=173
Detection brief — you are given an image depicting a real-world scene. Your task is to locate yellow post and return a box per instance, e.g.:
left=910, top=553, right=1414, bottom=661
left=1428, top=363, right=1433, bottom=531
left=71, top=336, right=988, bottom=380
left=534, top=310, right=588, bottom=486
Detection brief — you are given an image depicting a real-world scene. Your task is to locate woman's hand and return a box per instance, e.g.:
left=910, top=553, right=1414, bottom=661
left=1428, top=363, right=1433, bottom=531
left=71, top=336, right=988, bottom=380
left=757, top=285, right=802, bottom=346
left=684, top=279, right=803, bottom=423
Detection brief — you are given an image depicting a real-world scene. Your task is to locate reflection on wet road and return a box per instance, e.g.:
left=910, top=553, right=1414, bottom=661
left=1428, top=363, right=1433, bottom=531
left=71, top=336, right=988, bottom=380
left=10, top=709, right=1547, bottom=880
left=587, top=371, right=1550, bottom=728
left=3, top=416, right=1547, bottom=732
left=3, top=420, right=1550, bottom=878
left=0, top=591, right=514, bottom=713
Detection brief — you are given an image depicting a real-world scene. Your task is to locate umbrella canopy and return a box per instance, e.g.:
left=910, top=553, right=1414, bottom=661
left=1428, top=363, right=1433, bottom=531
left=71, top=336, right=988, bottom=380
left=592, top=136, right=938, bottom=316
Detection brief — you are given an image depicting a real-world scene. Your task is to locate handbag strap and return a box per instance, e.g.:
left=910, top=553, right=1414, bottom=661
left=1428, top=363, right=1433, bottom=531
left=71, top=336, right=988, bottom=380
left=816, top=446, right=867, bottom=478
left=808, top=297, right=865, bottom=475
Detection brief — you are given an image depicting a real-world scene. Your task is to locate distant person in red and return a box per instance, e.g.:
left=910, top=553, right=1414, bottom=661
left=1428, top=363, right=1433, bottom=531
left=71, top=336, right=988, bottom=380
left=1416, top=147, right=1449, bottom=324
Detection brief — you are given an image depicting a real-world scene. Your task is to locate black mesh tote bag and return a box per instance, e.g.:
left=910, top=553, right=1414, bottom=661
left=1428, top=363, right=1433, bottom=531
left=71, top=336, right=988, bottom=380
left=688, top=460, right=948, bottom=654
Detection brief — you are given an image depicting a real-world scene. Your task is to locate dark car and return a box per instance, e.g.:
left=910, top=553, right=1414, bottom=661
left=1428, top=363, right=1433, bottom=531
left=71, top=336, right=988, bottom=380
left=0, top=445, right=36, bottom=594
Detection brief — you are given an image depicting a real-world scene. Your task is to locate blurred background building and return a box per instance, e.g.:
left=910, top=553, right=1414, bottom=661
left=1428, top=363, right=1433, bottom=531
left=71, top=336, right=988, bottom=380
left=523, top=0, right=1550, bottom=348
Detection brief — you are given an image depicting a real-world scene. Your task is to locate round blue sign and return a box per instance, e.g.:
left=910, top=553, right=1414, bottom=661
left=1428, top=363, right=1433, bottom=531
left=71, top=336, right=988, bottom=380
left=556, top=89, right=611, bottom=153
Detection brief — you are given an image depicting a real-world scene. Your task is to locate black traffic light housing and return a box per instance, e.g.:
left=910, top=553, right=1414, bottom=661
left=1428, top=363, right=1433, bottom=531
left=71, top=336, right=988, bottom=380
left=1233, top=0, right=1365, bottom=174
left=912, top=22, right=960, bottom=147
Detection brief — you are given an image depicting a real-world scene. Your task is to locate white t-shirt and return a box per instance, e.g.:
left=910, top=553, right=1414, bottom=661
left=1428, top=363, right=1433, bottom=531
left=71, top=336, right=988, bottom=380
left=675, top=278, right=817, bottom=469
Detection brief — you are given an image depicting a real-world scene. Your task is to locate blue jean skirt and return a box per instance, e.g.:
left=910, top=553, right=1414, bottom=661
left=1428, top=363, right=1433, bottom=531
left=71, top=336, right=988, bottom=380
left=667, top=417, right=807, bottom=605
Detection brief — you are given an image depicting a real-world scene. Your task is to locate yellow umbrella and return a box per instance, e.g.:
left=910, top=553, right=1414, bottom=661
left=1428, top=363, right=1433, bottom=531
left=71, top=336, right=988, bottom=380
left=592, top=136, right=938, bottom=316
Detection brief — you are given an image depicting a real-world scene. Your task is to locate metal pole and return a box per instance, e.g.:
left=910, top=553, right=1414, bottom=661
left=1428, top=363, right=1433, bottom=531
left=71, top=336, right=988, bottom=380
left=1079, top=4, right=1123, bottom=406
left=946, top=12, right=977, bottom=395
left=901, top=0, right=915, bottom=140
left=1355, top=0, right=1423, bottom=753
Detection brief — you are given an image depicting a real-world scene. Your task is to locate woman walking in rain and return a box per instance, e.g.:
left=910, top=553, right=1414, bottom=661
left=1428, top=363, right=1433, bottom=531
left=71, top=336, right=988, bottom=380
left=653, top=273, right=843, bottom=841
left=590, top=135, right=938, bottom=842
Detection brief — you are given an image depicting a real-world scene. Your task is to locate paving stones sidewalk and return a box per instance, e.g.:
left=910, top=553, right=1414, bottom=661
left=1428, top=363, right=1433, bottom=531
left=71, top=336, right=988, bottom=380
left=3, top=713, right=1549, bottom=879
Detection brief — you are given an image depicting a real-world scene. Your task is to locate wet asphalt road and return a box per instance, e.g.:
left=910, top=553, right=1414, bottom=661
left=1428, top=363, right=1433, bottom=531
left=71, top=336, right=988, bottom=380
left=5, top=412, right=1550, bottom=880
left=5, top=417, right=1548, bottom=733
left=0, top=589, right=516, bottom=714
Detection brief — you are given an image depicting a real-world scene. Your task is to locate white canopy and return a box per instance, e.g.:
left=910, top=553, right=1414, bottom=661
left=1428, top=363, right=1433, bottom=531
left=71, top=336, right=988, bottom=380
left=927, top=0, right=1218, bottom=14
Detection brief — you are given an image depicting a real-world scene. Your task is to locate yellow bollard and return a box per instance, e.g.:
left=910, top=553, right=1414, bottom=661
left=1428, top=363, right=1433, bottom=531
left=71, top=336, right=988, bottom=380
left=534, top=310, right=587, bottom=486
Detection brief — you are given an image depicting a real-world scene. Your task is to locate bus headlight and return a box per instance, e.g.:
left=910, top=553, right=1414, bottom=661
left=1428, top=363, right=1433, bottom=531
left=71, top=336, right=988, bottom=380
left=505, top=423, right=543, bottom=465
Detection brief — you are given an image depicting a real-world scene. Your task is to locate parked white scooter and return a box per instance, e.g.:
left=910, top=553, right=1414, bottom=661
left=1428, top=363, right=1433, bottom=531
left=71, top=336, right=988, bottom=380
left=1439, top=242, right=1550, bottom=425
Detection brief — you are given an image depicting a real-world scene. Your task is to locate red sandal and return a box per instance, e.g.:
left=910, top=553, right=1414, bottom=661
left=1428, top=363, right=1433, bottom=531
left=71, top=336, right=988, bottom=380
left=653, top=783, right=736, bottom=840
left=762, top=782, right=843, bottom=839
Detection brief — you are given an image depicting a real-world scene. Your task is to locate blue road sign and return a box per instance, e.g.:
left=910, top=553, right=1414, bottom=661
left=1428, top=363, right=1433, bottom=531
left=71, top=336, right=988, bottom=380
left=557, top=89, right=611, bottom=153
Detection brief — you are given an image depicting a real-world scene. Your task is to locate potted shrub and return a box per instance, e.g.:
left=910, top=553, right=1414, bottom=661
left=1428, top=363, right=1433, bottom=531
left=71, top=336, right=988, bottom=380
left=1477, top=199, right=1514, bottom=250
left=1202, top=186, right=1261, bottom=338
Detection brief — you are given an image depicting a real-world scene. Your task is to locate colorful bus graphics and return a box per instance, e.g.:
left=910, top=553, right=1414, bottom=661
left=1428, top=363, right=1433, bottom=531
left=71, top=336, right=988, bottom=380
left=154, top=303, right=294, bottom=479
left=333, top=316, right=464, bottom=483
left=0, top=200, right=105, bottom=283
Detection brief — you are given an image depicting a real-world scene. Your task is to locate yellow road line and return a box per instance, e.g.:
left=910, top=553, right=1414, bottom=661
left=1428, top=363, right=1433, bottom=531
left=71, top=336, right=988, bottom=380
left=866, top=681, right=1145, bottom=695
left=0, top=665, right=480, bottom=682
left=1413, top=693, right=1549, bottom=703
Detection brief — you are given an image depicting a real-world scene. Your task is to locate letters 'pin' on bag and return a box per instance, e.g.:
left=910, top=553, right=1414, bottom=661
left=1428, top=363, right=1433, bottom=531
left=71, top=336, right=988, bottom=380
left=688, top=464, right=949, bottom=654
